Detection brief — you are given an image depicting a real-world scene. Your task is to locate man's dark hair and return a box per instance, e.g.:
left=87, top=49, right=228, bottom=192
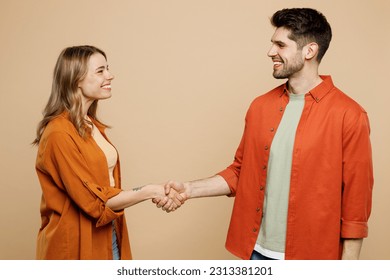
left=271, top=8, right=332, bottom=62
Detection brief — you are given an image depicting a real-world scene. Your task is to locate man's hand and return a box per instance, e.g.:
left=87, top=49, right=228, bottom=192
left=152, top=181, right=188, bottom=212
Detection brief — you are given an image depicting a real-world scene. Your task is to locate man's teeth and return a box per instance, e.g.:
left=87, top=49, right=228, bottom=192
left=102, top=85, right=111, bottom=89
left=273, top=62, right=282, bottom=65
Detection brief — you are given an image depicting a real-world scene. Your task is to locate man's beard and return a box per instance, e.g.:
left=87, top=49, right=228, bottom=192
left=273, top=55, right=304, bottom=79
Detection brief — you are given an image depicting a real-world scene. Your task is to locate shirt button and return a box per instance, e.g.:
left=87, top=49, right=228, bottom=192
left=256, top=207, right=261, bottom=212
left=264, top=145, right=269, bottom=150
left=260, top=185, right=265, bottom=190
left=252, top=228, right=257, bottom=233
left=279, top=107, right=284, bottom=112
left=262, top=165, right=267, bottom=170
left=270, top=127, right=275, bottom=132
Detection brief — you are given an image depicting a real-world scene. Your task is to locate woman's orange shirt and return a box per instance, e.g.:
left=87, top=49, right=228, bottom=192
left=35, top=112, right=132, bottom=259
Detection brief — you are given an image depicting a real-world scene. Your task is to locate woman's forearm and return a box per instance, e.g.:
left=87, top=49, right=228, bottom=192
left=106, top=184, right=164, bottom=211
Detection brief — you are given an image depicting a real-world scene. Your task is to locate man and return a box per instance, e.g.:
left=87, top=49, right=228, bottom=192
left=155, top=8, right=373, bottom=260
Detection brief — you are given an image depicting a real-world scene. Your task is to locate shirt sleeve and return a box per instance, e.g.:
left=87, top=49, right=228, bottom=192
left=39, top=131, right=123, bottom=227
left=341, top=108, right=374, bottom=238
left=217, top=116, right=248, bottom=196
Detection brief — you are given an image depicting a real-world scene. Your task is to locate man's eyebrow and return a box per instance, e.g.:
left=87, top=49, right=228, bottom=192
left=271, top=39, right=287, bottom=46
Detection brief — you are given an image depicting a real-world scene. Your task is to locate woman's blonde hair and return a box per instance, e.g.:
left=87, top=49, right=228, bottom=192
left=33, top=45, right=108, bottom=145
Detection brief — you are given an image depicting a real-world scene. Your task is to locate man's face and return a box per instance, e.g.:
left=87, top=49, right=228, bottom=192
left=267, top=27, right=305, bottom=79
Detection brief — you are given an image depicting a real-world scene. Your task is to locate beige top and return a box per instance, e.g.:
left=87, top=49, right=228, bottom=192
left=256, top=92, right=305, bottom=259
left=90, top=121, right=118, bottom=187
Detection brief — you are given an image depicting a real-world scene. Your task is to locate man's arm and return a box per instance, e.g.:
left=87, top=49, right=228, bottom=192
left=183, top=175, right=231, bottom=198
left=341, top=238, right=363, bottom=260
left=154, top=175, right=231, bottom=210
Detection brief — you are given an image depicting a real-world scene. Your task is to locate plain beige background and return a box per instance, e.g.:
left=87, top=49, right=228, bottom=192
left=1, top=0, right=389, bottom=260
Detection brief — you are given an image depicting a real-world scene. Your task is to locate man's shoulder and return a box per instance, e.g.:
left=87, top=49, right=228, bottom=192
left=317, top=75, right=367, bottom=114
left=330, top=86, right=368, bottom=115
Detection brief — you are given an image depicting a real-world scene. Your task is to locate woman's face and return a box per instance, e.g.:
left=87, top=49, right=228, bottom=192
left=78, top=52, right=114, bottom=106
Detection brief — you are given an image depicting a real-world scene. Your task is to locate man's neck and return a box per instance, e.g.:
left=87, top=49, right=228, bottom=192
left=287, top=71, right=323, bottom=95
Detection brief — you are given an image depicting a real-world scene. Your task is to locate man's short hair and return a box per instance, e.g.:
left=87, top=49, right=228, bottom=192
left=271, top=8, right=332, bottom=62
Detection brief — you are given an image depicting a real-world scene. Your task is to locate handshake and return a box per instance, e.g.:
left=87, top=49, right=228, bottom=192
left=151, top=181, right=188, bottom=213
left=129, top=175, right=229, bottom=213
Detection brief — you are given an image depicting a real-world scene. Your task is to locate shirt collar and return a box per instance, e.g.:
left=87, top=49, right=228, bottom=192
left=281, top=75, right=335, bottom=103
left=59, top=110, right=106, bottom=133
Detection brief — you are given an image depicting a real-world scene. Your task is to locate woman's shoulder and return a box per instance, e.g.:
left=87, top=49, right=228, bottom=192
left=43, top=112, right=77, bottom=138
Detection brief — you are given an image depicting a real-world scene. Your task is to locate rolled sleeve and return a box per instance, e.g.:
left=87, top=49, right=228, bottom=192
left=40, top=131, right=123, bottom=226
left=83, top=181, right=123, bottom=227
left=217, top=116, right=249, bottom=196
left=341, top=219, right=368, bottom=238
left=96, top=205, right=124, bottom=227
left=217, top=168, right=239, bottom=196
left=341, top=109, right=373, bottom=238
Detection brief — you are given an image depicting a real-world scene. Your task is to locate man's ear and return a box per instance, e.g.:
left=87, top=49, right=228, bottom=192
left=304, top=42, right=319, bottom=60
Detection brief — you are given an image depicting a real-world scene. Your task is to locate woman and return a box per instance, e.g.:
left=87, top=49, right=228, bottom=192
left=33, top=45, right=184, bottom=260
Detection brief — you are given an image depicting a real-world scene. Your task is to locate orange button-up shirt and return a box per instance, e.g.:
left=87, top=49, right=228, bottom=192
left=218, top=76, right=373, bottom=260
left=35, top=112, right=132, bottom=259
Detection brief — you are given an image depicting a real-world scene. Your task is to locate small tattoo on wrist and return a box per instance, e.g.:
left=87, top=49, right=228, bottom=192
left=133, top=186, right=143, bottom=192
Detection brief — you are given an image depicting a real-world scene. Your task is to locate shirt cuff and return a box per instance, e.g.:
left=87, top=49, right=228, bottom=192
left=341, top=219, right=368, bottom=238
left=83, top=181, right=124, bottom=226
left=217, top=168, right=239, bottom=197
left=96, top=207, right=123, bottom=227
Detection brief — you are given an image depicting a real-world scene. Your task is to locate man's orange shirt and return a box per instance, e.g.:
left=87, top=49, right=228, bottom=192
left=35, top=112, right=132, bottom=259
left=218, top=76, right=373, bottom=259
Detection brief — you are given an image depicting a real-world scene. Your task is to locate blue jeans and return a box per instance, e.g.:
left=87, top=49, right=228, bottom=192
left=112, top=226, right=120, bottom=260
left=250, top=250, right=277, bottom=260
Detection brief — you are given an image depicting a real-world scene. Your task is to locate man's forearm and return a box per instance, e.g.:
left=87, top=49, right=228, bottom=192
left=341, top=238, right=363, bottom=260
left=184, top=175, right=231, bottom=199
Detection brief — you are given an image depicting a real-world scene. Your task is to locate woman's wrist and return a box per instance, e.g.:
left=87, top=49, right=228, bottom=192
left=134, top=184, right=164, bottom=200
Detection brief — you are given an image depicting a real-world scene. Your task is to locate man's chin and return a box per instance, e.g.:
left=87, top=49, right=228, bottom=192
left=273, top=74, right=288, bottom=79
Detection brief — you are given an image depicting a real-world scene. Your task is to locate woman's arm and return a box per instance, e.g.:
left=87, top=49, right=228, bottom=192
left=107, top=184, right=185, bottom=211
